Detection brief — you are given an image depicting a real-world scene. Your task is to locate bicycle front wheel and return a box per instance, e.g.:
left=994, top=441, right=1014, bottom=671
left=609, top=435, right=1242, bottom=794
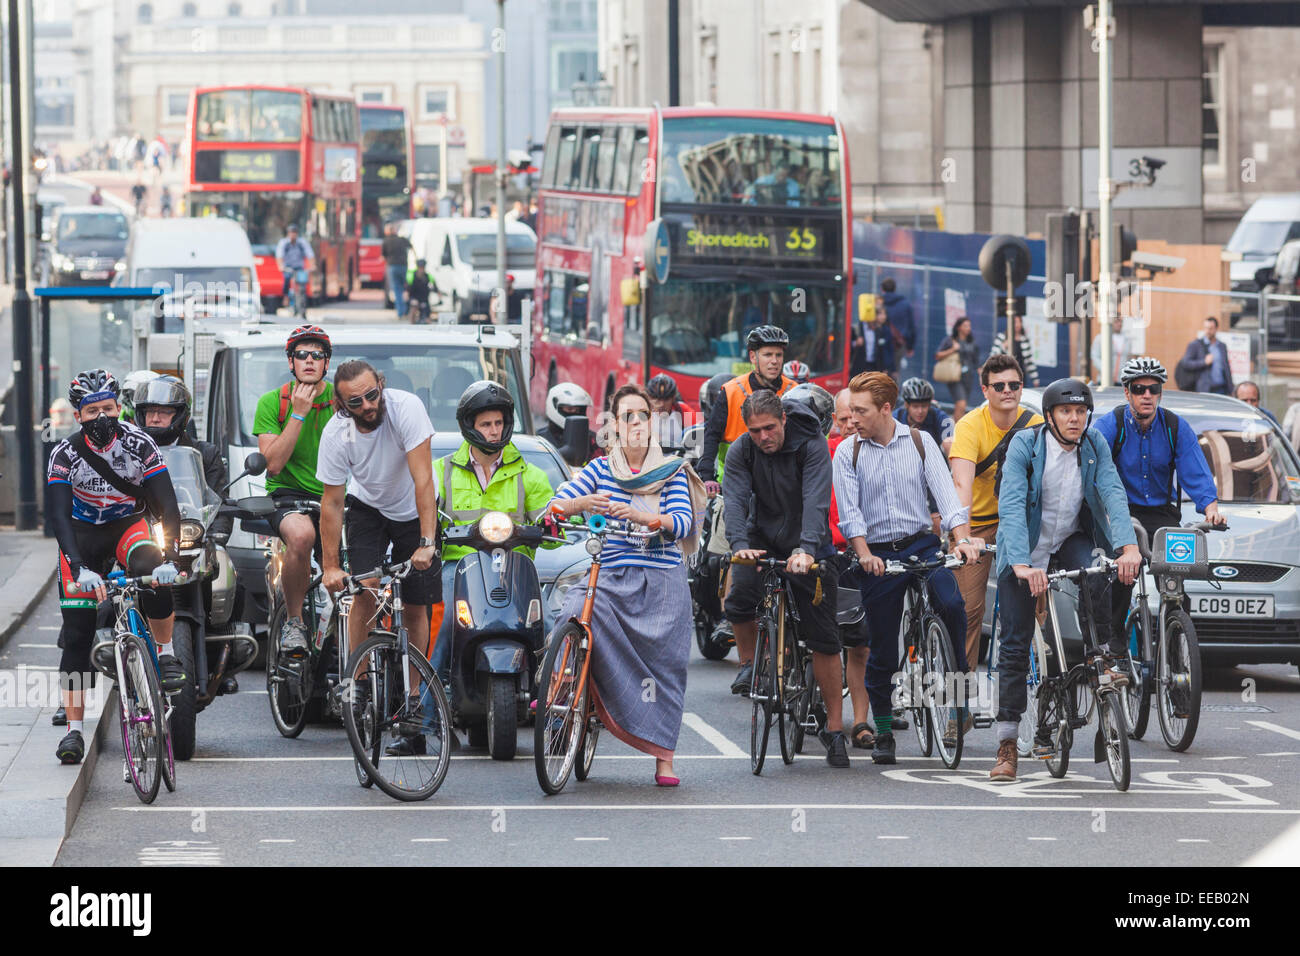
left=343, top=633, right=451, bottom=802
left=1018, top=630, right=1044, bottom=758
left=1157, top=609, right=1202, bottom=752
left=1122, top=608, right=1152, bottom=741
left=1096, top=689, right=1132, bottom=791
left=266, top=602, right=311, bottom=738
left=118, top=633, right=164, bottom=804
left=923, top=614, right=964, bottom=769
left=777, top=631, right=803, bottom=766
left=750, top=617, right=774, bottom=776
left=534, top=623, right=589, bottom=795
left=1042, top=683, right=1071, bottom=779
left=574, top=706, right=599, bottom=782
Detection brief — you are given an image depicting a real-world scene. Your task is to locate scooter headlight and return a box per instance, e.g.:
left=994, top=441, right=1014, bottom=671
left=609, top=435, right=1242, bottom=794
left=178, top=519, right=204, bottom=547
left=479, top=511, right=514, bottom=544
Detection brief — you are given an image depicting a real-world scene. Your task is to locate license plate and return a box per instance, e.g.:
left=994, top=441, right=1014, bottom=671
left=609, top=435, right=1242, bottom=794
left=86, top=270, right=110, bottom=279
left=1190, top=594, right=1275, bottom=618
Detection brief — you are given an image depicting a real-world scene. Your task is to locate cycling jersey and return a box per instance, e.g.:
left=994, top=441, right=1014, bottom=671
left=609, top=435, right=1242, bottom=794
left=47, top=422, right=167, bottom=525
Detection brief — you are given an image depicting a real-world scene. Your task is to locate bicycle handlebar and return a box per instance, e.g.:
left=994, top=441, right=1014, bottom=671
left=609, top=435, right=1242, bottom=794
left=69, top=570, right=190, bottom=594
left=345, top=560, right=414, bottom=590
left=1046, top=556, right=1118, bottom=583
left=1185, top=520, right=1229, bottom=533
left=729, top=555, right=822, bottom=572
left=883, top=552, right=967, bottom=575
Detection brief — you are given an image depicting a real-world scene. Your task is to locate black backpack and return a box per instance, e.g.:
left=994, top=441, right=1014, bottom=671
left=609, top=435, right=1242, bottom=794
left=1108, top=405, right=1183, bottom=505
left=977, top=409, right=1034, bottom=500
left=1173, top=357, right=1198, bottom=392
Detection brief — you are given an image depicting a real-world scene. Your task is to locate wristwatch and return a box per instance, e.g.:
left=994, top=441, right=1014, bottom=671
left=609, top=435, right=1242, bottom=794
left=418, top=536, right=436, bottom=549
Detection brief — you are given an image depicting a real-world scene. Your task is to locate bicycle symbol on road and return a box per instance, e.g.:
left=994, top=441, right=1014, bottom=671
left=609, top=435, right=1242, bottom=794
left=881, top=767, right=1276, bottom=806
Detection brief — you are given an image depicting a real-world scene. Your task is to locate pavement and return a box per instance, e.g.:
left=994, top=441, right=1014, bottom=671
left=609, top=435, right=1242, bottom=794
left=0, top=525, right=114, bottom=867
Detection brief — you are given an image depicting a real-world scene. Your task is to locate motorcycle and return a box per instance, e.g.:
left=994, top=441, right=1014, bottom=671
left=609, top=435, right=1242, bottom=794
left=442, top=510, right=565, bottom=760
left=159, top=449, right=266, bottom=759
left=687, top=495, right=734, bottom=661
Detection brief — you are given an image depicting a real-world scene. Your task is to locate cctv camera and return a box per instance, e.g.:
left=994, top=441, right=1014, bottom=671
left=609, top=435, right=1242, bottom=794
left=1141, top=156, right=1166, bottom=171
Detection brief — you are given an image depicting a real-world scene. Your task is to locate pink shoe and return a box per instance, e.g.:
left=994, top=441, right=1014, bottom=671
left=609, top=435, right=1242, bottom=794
left=654, top=774, right=680, bottom=787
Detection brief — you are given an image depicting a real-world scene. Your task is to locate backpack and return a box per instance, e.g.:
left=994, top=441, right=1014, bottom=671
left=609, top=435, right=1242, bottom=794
left=976, top=410, right=1034, bottom=499
left=276, top=382, right=333, bottom=426
left=1173, top=357, right=1198, bottom=392
left=853, top=427, right=926, bottom=467
left=1108, top=405, right=1183, bottom=505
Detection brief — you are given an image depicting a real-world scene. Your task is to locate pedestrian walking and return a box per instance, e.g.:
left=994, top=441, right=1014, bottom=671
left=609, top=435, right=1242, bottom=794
left=381, top=222, right=412, bottom=319
left=1178, top=316, right=1234, bottom=395
left=933, top=315, right=979, bottom=420
left=879, top=278, right=916, bottom=378
left=988, top=314, right=1039, bottom=387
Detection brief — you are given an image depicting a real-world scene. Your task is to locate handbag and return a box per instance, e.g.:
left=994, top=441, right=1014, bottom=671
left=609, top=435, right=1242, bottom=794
left=933, top=350, right=962, bottom=384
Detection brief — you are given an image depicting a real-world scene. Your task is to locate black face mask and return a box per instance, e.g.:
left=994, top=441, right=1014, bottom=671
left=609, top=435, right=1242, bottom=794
left=82, top=413, right=120, bottom=448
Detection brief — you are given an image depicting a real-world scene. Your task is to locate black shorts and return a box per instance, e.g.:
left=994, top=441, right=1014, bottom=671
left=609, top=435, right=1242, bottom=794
left=724, top=558, right=842, bottom=655
left=344, top=496, right=441, bottom=606
left=268, top=488, right=321, bottom=541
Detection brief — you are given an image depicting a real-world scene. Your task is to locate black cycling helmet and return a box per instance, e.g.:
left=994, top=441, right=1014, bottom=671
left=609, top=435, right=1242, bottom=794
left=783, top=382, right=835, bottom=436
left=285, top=324, right=332, bottom=358
left=456, top=380, right=516, bottom=454
left=1041, top=377, right=1094, bottom=448
left=646, top=373, right=679, bottom=403
left=699, top=373, right=730, bottom=418
left=745, top=325, right=789, bottom=353
left=134, top=377, right=192, bottom=446
left=900, top=377, right=935, bottom=403
left=68, top=368, right=121, bottom=410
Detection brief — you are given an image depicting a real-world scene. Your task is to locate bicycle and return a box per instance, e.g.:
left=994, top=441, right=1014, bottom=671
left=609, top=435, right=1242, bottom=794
left=535, top=510, right=661, bottom=795
left=1032, top=557, right=1131, bottom=792
left=340, top=561, right=453, bottom=801
left=883, top=551, right=970, bottom=769
left=281, top=267, right=308, bottom=317
left=87, top=570, right=188, bottom=804
left=1120, top=521, right=1220, bottom=752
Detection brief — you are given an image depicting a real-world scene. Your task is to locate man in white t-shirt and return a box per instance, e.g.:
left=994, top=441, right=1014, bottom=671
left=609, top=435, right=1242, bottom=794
left=317, top=361, right=439, bottom=708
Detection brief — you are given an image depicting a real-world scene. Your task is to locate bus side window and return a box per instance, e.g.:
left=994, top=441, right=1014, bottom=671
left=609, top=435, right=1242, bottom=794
left=545, top=271, right=569, bottom=337
left=612, top=126, right=634, bottom=194
left=556, top=127, right=578, bottom=189
left=541, top=125, right=561, bottom=188
left=628, top=129, right=649, bottom=197
left=595, top=124, right=618, bottom=192
left=579, top=128, right=601, bottom=191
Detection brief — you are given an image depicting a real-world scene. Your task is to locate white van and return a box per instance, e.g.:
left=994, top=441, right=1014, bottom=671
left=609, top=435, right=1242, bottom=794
left=1227, top=194, right=1300, bottom=293
left=404, top=217, right=536, bottom=320
left=118, top=218, right=262, bottom=324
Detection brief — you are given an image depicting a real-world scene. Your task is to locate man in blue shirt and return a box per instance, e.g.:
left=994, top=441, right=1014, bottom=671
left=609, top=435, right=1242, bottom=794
left=275, top=224, right=314, bottom=310
left=1094, top=356, right=1225, bottom=655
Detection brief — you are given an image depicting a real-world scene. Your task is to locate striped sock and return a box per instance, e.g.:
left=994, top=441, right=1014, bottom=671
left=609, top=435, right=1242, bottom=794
left=875, top=715, right=892, bottom=736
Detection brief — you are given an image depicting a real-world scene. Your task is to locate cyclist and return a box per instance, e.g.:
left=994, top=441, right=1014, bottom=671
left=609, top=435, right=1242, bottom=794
left=893, top=377, right=954, bottom=455
left=538, top=382, right=600, bottom=464
left=252, top=324, right=335, bottom=659
left=275, top=224, right=314, bottom=315
left=431, top=381, right=555, bottom=682
left=782, top=359, right=811, bottom=384
left=698, top=373, right=730, bottom=424
left=949, top=354, right=1043, bottom=673
left=646, top=373, right=686, bottom=450
left=834, top=373, right=978, bottom=763
left=991, top=378, right=1141, bottom=782
left=47, top=370, right=183, bottom=764
left=317, top=360, right=440, bottom=756
left=1094, top=356, right=1225, bottom=663
left=698, top=325, right=797, bottom=496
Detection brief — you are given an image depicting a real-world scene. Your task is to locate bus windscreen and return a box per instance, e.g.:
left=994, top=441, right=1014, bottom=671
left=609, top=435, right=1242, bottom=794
left=196, top=90, right=304, bottom=143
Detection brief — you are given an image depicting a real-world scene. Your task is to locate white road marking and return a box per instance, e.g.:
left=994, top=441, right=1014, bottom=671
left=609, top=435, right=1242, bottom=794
left=1131, top=758, right=1179, bottom=763
left=877, top=835, right=909, bottom=840
left=680, top=712, right=746, bottom=757
left=1259, top=752, right=1299, bottom=757
left=259, top=839, right=294, bottom=844
left=137, top=841, right=223, bottom=865
left=1203, top=756, right=1243, bottom=761
left=411, top=838, right=448, bottom=843
left=1248, top=720, right=1300, bottom=741
left=719, top=836, right=751, bottom=841
left=1028, top=837, right=1057, bottom=841
left=1244, top=818, right=1300, bottom=865
left=37, top=626, right=59, bottom=631
left=1177, top=839, right=1209, bottom=843
left=17, top=643, right=57, bottom=648
left=574, top=837, right=608, bottom=842
left=15, top=664, right=57, bottom=670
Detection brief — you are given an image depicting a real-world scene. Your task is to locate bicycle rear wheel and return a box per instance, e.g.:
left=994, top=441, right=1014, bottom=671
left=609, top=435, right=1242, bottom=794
left=1122, top=608, right=1152, bottom=741
left=343, top=633, right=451, bottom=802
left=574, top=706, right=599, bottom=782
left=923, top=614, right=964, bottom=769
left=1041, top=683, right=1070, bottom=779
left=777, top=630, right=803, bottom=766
left=1156, top=609, right=1201, bottom=752
left=1018, top=630, right=1045, bottom=758
left=534, top=623, right=589, bottom=795
left=1096, top=689, right=1131, bottom=791
left=793, top=656, right=817, bottom=755
left=118, top=633, right=164, bottom=804
left=750, top=617, right=774, bottom=775
left=266, top=602, right=311, bottom=739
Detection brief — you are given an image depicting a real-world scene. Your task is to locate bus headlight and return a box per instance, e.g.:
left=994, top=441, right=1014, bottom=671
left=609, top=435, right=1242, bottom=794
left=479, top=511, right=514, bottom=544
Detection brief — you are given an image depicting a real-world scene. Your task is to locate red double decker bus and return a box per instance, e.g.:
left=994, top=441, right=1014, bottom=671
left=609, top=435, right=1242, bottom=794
left=185, top=85, right=362, bottom=311
left=531, top=107, right=852, bottom=415
left=358, top=104, right=414, bottom=294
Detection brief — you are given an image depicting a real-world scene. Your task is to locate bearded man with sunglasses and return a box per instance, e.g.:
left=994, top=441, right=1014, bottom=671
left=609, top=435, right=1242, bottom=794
left=254, top=324, right=336, bottom=659
left=1094, top=357, right=1225, bottom=661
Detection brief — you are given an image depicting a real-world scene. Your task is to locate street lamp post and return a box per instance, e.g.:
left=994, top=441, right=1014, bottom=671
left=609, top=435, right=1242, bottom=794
left=7, top=0, right=36, bottom=529
left=1095, top=0, right=1115, bottom=388
left=495, top=0, right=506, bottom=324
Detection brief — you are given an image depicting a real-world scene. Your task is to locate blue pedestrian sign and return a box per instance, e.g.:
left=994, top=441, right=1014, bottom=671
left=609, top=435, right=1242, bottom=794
left=647, top=219, right=671, bottom=284
left=1164, top=531, right=1196, bottom=565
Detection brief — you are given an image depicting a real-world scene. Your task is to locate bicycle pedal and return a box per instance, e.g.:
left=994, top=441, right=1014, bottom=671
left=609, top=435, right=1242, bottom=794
left=971, top=716, right=993, bottom=729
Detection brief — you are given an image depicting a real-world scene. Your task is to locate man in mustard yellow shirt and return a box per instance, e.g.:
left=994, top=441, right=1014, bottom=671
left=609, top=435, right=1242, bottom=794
left=949, top=353, right=1043, bottom=670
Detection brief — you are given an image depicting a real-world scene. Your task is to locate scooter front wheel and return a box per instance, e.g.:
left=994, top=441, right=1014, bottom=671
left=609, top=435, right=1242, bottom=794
left=486, top=674, right=519, bottom=761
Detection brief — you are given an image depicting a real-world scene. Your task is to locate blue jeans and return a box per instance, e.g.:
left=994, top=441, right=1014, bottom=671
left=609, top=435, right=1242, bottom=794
left=386, top=264, right=408, bottom=318
left=994, top=531, right=1112, bottom=724
left=430, top=562, right=457, bottom=681
left=282, top=268, right=308, bottom=312
left=848, top=533, right=968, bottom=722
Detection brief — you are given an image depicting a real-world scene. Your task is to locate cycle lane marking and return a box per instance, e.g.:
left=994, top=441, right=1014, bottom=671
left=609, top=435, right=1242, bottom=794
left=679, top=712, right=746, bottom=757
left=1247, top=720, right=1300, bottom=741
left=111, top=802, right=1300, bottom=815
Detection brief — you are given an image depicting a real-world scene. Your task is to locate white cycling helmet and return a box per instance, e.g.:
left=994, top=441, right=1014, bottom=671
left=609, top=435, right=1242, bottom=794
left=546, top=382, right=593, bottom=428
left=120, top=369, right=162, bottom=420
left=1119, top=356, right=1168, bottom=387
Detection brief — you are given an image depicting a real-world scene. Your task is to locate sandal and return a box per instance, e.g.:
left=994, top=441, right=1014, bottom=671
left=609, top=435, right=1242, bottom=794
left=851, top=722, right=875, bottom=749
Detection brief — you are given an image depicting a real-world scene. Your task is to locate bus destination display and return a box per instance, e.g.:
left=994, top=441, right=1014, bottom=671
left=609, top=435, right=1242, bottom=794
left=194, top=149, right=301, bottom=185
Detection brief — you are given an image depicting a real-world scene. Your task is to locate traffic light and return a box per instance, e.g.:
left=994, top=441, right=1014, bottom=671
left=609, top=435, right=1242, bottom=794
left=1114, top=224, right=1137, bottom=277
left=1045, top=211, right=1080, bottom=323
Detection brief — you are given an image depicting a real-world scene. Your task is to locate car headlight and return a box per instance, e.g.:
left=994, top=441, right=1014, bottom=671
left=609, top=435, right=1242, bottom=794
left=179, top=519, right=204, bottom=546
left=54, top=253, right=74, bottom=271
left=479, top=511, right=514, bottom=544
left=549, top=563, right=590, bottom=610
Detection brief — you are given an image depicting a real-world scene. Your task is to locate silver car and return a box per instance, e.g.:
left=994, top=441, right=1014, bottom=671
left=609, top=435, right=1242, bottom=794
left=984, top=388, right=1300, bottom=674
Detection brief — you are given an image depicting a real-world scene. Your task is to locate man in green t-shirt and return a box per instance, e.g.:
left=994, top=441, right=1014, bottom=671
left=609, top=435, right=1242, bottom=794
left=252, top=324, right=336, bottom=658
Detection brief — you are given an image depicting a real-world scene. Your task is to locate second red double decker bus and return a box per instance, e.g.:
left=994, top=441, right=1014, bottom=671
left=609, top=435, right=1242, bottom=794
left=358, top=103, right=414, bottom=298
left=185, top=84, right=362, bottom=312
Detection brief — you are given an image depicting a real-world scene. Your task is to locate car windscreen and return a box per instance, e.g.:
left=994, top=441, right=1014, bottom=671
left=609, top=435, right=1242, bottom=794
left=456, top=232, right=536, bottom=270
left=1226, top=220, right=1300, bottom=256
left=57, top=214, right=128, bottom=242
left=236, top=344, right=528, bottom=443
left=1190, top=416, right=1300, bottom=504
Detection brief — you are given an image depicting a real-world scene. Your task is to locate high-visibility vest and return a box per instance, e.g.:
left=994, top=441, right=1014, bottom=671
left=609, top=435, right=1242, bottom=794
left=721, top=373, right=797, bottom=443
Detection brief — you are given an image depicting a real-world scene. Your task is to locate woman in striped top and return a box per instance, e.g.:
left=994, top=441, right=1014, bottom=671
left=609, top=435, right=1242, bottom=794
left=551, top=384, right=702, bottom=786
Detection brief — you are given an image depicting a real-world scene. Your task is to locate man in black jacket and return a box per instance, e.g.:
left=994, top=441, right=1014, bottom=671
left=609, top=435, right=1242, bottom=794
left=1180, top=316, right=1234, bottom=395
left=722, top=388, right=852, bottom=766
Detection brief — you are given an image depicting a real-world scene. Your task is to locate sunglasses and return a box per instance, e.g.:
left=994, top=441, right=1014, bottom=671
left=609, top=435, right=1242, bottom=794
left=292, top=349, right=327, bottom=361
left=619, top=410, right=651, bottom=424
left=988, top=381, right=1023, bottom=393
left=1128, top=382, right=1162, bottom=396
left=342, top=386, right=382, bottom=409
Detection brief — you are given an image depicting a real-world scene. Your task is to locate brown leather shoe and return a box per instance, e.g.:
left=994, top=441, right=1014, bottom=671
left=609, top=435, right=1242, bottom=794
left=990, top=738, right=1018, bottom=782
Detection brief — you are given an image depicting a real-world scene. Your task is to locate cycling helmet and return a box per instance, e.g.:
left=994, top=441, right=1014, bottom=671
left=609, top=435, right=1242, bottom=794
left=285, top=324, right=332, bottom=359
left=782, top=359, right=811, bottom=383
left=646, top=373, right=680, bottom=403
left=457, top=380, right=516, bottom=454
left=68, top=368, right=121, bottom=410
left=1119, top=356, right=1168, bottom=387
left=699, top=373, right=730, bottom=418
left=1041, top=378, right=1094, bottom=448
left=545, top=382, right=592, bottom=429
left=900, top=377, right=936, bottom=403
left=134, top=377, right=192, bottom=446
left=745, top=325, right=789, bottom=352
left=783, top=382, right=835, bottom=436
left=119, top=369, right=161, bottom=421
